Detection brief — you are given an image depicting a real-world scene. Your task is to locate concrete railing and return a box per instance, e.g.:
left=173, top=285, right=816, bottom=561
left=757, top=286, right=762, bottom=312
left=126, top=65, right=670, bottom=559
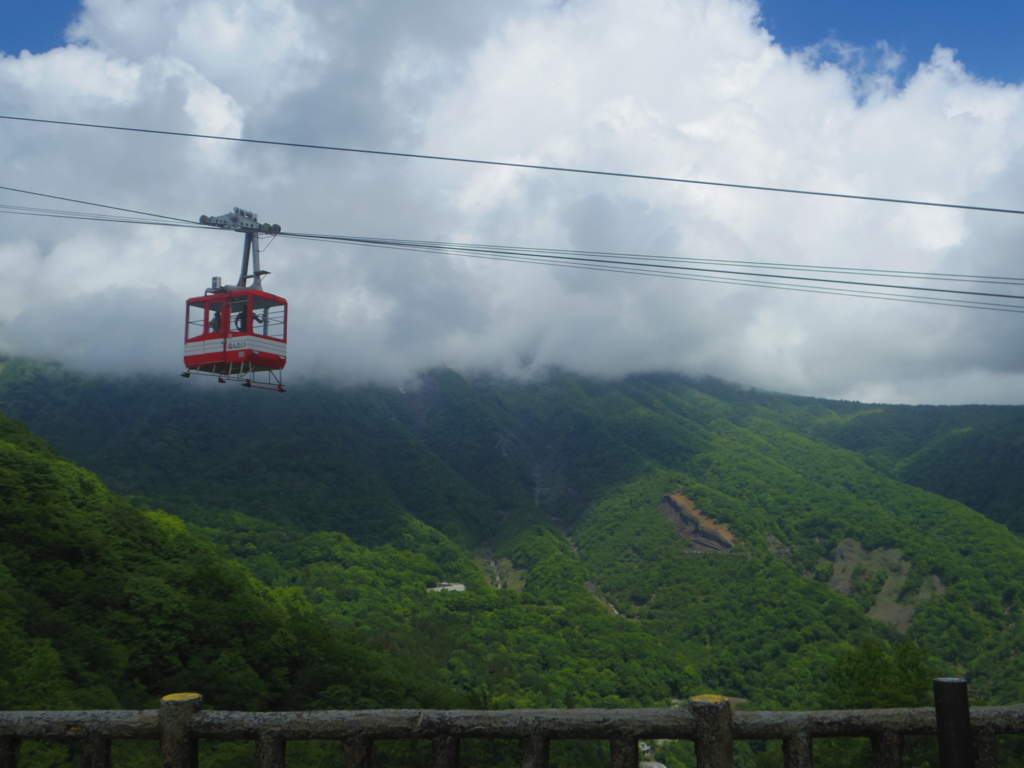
left=2, top=682, right=1022, bottom=768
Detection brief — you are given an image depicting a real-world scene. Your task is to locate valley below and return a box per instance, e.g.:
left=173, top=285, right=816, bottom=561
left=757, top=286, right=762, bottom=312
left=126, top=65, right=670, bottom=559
left=2, top=359, right=1023, bottom=767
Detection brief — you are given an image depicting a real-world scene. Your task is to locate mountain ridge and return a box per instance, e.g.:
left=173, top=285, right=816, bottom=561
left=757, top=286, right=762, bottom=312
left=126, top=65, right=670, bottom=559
left=2, top=358, right=1023, bottom=723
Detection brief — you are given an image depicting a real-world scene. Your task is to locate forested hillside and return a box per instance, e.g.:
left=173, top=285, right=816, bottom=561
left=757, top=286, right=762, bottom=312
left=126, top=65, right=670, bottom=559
left=2, top=358, right=1024, bottom=767
left=0, top=404, right=695, bottom=767
left=0, top=410, right=485, bottom=766
left=677, top=380, right=1024, bottom=536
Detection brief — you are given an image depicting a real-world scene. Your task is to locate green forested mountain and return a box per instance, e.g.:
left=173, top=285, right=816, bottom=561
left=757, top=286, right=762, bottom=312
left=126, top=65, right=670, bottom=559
left=674, top=381, right=1024, bottom=536
left=0, top=409, right=487, bottom=765
left=0, top=394, right=695, bottom=767
left=809, top=404, right=1024, bottom=536
left=2, top=358, right=1024, bottom=767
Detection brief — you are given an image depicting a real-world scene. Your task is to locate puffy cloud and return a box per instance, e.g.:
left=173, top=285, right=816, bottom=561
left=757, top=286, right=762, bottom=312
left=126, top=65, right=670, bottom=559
left=70, top=0, right=328, bottom=105
left=1, top=0, right=1023, bottom=403
left=0, top=45, right=141, bottom=111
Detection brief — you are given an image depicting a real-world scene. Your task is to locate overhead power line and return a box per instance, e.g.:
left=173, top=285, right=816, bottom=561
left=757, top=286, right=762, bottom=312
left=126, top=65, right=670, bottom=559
left=2, top=114, right=1022, bottom=216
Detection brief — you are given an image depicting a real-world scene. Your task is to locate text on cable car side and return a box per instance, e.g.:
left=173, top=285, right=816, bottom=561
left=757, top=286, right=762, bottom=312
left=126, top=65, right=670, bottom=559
left=182, top=207, right=288, bottom=392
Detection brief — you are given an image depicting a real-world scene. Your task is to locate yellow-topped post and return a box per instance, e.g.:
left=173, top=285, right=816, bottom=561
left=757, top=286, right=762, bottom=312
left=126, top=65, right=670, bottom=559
left=690, top=695, right=733, bottom=768
left=160, top=693, right=202, bottom=768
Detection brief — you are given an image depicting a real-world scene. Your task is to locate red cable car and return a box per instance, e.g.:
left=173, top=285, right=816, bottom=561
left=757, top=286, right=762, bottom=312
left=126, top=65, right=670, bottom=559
left=182, top=208, right=287, bottom=392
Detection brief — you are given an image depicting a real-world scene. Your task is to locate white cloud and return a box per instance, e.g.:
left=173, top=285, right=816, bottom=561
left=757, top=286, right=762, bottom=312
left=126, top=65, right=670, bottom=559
left=70, top=0, right=327, bottom=103
left=0, top=45, right=141, bottom=110
left=1, top=0, right=1024, bottom=403
left=0, top=286, right=182, bottom=375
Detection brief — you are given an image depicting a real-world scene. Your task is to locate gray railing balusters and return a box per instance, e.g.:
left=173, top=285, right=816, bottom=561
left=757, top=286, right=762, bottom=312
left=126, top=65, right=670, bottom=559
left=975, top=729, right=998, bottom=768
left=82, top=733, right=112, bottom=768
left=609, top=736, right=638, bottom=768
left=871, top=731, right=902, bottom=768
left=519, top=735, right=549, bottom=768
left=432, top=733, right=459, bottom=767
left=344, top=735, right=373, bottom=768
left=0, top=736, right=19, bottom=768
left=255, top=730, right=285, bottom=768
left=782, top=731, right=812, bottom=768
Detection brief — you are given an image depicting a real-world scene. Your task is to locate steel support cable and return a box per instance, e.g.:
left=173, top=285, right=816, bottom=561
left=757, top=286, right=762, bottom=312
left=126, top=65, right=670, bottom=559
left=280, top=232, right=1024, bottom=303
left=282, top=231, right=1024, bottom=287
left=0, top=202, right=178, bottom=222
left=298, top=239, right=1024, bottom=312
left=2, top=114, right=1023, bottom=216
left=2, top=185, right=1023, bottom=311
left=0, top=203, right=147, bottom=222
left=5, top=183, right=1024, bottom=288
left=0, top=184, right=193, bottom=223
left=280, top=233, right=1024, bottom=313
left=0, top=206, right=207, bottom=229
left=316, top=239, right=1024, bottom=314
left=284, top=238, right=1024, bottom=313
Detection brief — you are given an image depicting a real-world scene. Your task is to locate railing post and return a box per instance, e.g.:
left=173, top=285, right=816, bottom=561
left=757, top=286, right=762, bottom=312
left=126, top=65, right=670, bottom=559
left=0, top=737, right=20, bottom=768
left=519, top=735, right=549, bottom=768
left=256, top=731, right=286, bottom=768
left=934, top=678, right=973, bottom=768
left=160, top=693, right=202, bottom=768
left=610, top=736, right=638, bottom=768
left=82, top=733, right=112, bottom=768
left=344, top=736, right=373, bottom=768
left=871, top=731, right=902, bottom=768
left=690, top=694, right=734, bottom=768
left=432, top=734, right=459, bottom=768
left=783, top=731, right=813, bottom=768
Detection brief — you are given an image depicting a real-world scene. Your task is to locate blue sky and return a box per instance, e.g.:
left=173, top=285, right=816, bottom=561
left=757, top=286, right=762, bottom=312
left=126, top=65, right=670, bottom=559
left=2, top=0, right=1021, bottom=84
left=0, top=0, right=81, bottom=55
left=759, top=0, right=1023, bottom=84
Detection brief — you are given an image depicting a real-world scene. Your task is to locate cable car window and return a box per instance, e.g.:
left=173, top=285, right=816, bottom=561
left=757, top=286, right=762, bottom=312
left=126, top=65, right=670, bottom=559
left=252, top=296, right=286, bottom=340
left=207, top=302, right=223, bottom=334
left=230, top=296, right=249, bottom=333
left=187, top=301, right=209, bottom=340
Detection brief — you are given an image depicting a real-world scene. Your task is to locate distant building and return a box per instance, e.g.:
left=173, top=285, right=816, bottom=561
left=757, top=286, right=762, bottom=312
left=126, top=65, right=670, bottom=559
left=427, top=582, right=466, bottom=593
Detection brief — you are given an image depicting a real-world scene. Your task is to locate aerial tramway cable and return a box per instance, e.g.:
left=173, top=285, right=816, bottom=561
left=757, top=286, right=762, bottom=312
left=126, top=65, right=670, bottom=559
left=0, top=183, right=194, bottom=224
left=280, top=231, right=1024, bottom=302
left=2, top=184, right=1024, bottom=314
left=279, top=233, right=1024, bottom=314
left=2, top=114, right=1023, bottom=217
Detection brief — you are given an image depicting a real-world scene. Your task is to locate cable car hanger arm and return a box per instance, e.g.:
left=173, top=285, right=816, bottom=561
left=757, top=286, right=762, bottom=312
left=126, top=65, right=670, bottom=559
left=199, top=207, right=281, bottom=290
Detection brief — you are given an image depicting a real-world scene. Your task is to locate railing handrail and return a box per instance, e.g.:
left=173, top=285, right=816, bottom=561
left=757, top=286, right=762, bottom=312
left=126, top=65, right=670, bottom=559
left=5, top=703, right=1024, bottom=739
left=1, top=685, right=1022, bottom=768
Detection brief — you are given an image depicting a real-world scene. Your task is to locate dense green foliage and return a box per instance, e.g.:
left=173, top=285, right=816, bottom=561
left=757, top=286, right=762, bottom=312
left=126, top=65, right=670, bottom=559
left=822, top=639, right=936, bottom=710
left=194, top=509, right=700, bottom=710
left=3, top=358, right=1024, bottom=767
left=691, top=383, right=1024, bottom=536
left=0, top=410, right=453, bottom=714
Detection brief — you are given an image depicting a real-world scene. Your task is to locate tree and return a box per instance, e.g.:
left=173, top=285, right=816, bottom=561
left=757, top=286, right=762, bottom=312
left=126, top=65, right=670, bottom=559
left=823, top=639, right=936, bottom=710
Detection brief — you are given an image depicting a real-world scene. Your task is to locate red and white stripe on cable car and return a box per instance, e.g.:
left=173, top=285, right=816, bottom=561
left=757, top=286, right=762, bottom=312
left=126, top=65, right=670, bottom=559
left=182, top=208, right=288, bottom=392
